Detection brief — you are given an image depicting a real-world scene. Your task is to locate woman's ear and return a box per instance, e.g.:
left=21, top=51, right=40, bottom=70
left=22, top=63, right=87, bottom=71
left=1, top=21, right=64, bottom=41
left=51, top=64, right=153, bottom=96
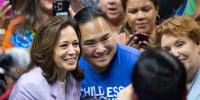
left=155, top=6, right=159, bottom=15
left=197, top=41, right=200, bottom=54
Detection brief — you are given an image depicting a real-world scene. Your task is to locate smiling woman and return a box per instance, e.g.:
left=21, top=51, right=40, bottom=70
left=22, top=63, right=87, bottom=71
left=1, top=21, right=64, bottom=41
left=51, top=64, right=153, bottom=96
left=9, top=16, right=84, bottom=100
left=150, top=16, right=200, bottom=100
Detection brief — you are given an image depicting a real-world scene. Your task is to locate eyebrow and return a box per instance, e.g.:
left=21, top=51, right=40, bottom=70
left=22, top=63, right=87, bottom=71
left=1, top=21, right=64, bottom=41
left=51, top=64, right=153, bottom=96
left=175, top=38, right=182, bottom=44
left=101, top=33, right=110, bottom=39
left=59, top=39, right=79, bottom=44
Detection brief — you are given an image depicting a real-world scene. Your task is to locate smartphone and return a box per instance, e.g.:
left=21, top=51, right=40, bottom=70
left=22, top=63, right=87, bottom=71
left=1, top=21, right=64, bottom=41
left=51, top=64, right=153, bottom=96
left=132, top=32, right=149, bottom=45
left=0, top=0, right=13, bottom=16
left=53, top=0, right=70, bottom=18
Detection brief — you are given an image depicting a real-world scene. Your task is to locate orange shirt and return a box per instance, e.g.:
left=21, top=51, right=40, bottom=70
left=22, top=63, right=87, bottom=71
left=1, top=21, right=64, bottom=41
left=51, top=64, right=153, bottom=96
left=1, top=16, right=25, bottom=51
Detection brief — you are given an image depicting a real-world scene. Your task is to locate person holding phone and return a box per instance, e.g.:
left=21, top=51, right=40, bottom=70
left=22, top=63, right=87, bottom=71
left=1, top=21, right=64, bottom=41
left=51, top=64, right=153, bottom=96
left=99, top=0, right=128, bottom=45
left=9, top=16, right=84, bottom=100
left=1, top=0, right=53, bottom=51
left=121, top=0, right=159, bottom=51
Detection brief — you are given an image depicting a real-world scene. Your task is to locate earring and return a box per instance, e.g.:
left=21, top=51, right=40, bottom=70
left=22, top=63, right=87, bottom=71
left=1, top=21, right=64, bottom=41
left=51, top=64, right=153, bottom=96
left=156, top=14, right=161, bottom=25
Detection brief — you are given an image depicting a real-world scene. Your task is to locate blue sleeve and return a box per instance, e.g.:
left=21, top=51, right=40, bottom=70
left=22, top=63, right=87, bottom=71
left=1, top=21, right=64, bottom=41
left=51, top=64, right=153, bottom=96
left=127, top=49, right=141, bottom=79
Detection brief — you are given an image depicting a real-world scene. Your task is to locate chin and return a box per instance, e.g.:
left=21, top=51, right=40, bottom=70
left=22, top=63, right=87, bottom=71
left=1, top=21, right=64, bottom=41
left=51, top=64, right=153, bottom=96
left=66, top=66, right=77, bottom=71
left=94, top=61, right=110, bottom=68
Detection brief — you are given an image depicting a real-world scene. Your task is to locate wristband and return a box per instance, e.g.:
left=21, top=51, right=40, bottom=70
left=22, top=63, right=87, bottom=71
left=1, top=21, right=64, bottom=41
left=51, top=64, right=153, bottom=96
left=0, top=29, right=5, bottom=35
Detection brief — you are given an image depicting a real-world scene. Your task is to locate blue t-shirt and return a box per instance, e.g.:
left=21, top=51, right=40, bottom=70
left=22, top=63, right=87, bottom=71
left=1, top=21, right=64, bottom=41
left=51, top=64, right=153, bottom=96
left=79, top=43, right=141, bottom=100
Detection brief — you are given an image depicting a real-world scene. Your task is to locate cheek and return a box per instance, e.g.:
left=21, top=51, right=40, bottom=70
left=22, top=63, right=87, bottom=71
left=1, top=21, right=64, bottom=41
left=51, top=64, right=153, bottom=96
left=100, top=1, right=107, bottom=11
left=105, top=41, right=115, bottom=50
left=126, top=12, right=136, bottom=22
left=126, top=14, right=136, bottom=31
left=75, top=47, right=80, bottom=55
left=82, top=46, right=95, bottom=56
left=148, top=11, right=157, bottom=23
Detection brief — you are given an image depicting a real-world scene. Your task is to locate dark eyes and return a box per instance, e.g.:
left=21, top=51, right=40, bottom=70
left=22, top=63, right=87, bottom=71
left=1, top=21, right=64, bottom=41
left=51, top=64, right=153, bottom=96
left=73, top=42, right=79, bottom=46
left=84, top=36, right=110, bottom=46
left=143, top=7, right=150, bottom=12
left=128, top=9, right=137, bottom=14
left=103, top=36, right=109, bottom=41
left=84, top=41, right=95, bottom=45
left=176, top=41, right=184, bottom=47
left=60, top=44, right=68, bottom=47
left=162, top=41, right=184, bottom=52
left=128, top=7, right=152, bottom=14
left=60, top=42, right=79, bottom=48
left=163, top=47, right=170, bottom=52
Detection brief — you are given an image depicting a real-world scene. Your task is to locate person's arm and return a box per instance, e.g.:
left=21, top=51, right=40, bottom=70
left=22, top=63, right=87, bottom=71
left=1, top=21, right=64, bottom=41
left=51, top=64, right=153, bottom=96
left=9, top=80, right=45, bottom=100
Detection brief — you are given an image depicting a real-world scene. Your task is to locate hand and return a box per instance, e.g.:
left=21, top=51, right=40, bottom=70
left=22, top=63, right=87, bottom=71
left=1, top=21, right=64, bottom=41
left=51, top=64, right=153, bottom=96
left=0, top=1, right=12, bottom=28
left=68, top=5, right=76, bottom=18
left=126, top=35, right=149, bottom=51
left=117, top=84, right=136, bottom=100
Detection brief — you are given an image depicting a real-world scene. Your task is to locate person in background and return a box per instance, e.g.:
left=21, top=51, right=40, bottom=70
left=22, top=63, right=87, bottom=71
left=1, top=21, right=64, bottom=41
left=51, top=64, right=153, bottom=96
left=191, top=0, right=200, bottom=25
left=117, top=49, right=188, bottom=100
left=99, top=0, right=126, bottom=44
left=74, top=7, right=141, bottom=99
left=1, top=0, right=53, bottom=51
left=150, top=16, right=200, bottom=100
left=117, top=22, right=132, bottom=45
left=9, top=16, right=84, bottom=100
left=0, top=0, right=13, bottom=90
left=121, top=0, right=159, bottom=50
left=81, top=0, right=100, bottom=9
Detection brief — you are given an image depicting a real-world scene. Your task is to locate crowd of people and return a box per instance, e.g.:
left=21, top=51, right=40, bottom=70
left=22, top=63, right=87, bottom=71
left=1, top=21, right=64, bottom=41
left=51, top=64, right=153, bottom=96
left=0, top=0, right=200, bottom=100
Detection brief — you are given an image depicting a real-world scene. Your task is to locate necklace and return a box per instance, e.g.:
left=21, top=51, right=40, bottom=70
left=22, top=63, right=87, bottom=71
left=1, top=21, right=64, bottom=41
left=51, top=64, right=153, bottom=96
left=61, top=76, right=67, bottom=92
left=60, top=75, right=67, bottom=100
left=60, top=73, right=70, bottom=94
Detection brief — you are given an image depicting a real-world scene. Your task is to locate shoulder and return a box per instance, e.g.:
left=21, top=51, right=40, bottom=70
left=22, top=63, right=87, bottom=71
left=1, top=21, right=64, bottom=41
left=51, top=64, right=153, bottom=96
left=2, top=16, right=25, bottom=51
left=79, top=57, right=90, bottom=70
left=69, top=73, right=81, bottom=88
left=9, top=67, right=48, bottom=99
left=69, top=73, right=81, bottom=91
left=116, top=43, right=141, bottom=57
left=6, top=16, right=25, bottom=33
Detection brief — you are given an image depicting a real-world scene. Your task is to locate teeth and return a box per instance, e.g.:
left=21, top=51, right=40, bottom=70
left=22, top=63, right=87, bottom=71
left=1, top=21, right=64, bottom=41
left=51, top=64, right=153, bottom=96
left=66, top=59, right=74, bottom=62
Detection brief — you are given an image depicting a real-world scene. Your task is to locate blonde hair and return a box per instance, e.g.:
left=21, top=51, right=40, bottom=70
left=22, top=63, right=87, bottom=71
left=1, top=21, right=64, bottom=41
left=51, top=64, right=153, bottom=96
left=150, top=16, right=200, bottom=49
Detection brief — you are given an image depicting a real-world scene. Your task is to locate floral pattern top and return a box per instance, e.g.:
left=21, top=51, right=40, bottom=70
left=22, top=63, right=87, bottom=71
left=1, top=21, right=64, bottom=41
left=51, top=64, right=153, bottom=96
left=9, top=29, right=35, bottom=49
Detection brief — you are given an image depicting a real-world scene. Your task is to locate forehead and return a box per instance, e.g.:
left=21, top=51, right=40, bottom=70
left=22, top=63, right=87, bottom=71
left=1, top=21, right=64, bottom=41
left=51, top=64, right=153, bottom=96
left=161, top=34, right=191, bottom=46
left=99, top=0, right=121, bottom=3
left=161, top=34, right=178, bottom=45
left=79, top=17, right=112, bottom=41
left=127, top=0, right=154, bottom=8
left=58, top=26, right=78, bottom=42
